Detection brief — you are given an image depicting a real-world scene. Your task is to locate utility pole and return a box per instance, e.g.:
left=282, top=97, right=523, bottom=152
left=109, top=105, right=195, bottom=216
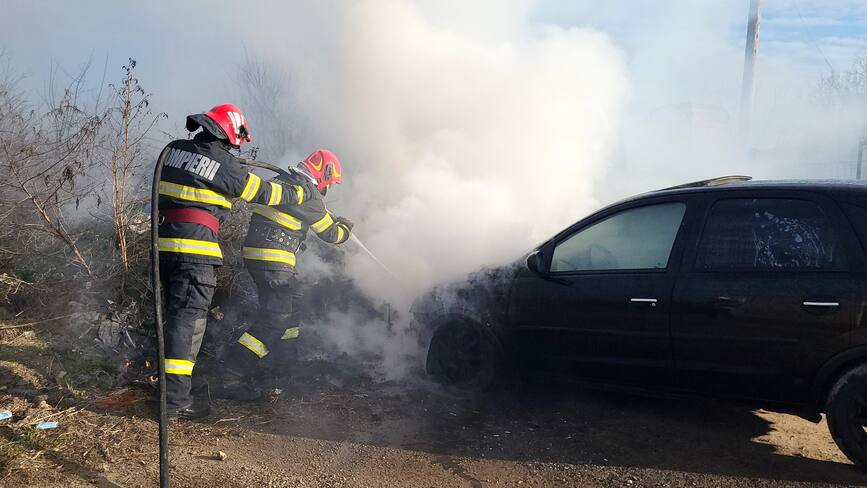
left=857, top=139, right=867, bottom=179
left=739, top=0, right=762, bottom=139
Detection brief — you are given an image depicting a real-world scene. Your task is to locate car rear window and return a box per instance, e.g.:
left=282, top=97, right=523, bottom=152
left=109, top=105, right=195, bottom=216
left=695, top=198, right=839, bottom=270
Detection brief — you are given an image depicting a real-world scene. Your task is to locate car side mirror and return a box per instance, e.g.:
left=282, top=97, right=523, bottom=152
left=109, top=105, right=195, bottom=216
left=526, top=250, right=547, bottom=275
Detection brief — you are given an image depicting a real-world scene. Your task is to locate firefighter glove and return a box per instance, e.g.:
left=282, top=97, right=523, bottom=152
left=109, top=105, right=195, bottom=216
left=335, top=216, right=354, bottom=231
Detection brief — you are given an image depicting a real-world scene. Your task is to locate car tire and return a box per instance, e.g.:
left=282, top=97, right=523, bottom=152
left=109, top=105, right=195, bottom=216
left=425, top=319, right=500, bottom=391
left=826, top=364, right=867, bottom=466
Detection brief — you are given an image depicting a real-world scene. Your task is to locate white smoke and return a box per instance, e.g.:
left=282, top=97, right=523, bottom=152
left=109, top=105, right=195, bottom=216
left=233, top=1, right=866, bottom=379
left=235, top=1, right=630, bottom=378
left=247, top=0, right=629, bottom=307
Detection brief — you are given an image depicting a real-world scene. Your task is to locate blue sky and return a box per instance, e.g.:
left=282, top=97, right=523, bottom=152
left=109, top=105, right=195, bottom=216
left=530, top=1, right=867, bottom=107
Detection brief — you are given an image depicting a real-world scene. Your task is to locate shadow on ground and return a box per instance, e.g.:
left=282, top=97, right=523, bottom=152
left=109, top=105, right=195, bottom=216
left=208, top=359, right=864, bottom=486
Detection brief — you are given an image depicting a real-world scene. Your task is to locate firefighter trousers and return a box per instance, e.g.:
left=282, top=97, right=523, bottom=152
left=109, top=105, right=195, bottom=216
left=159, top=260, right=216, bottom=409
left=226, top=268, right=302, bottom=378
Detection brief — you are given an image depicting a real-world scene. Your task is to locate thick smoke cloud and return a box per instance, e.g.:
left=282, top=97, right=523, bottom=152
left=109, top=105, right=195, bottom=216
left=233, top=1, right=630, bottom=377
left=244, top=0, right=628, bottom=307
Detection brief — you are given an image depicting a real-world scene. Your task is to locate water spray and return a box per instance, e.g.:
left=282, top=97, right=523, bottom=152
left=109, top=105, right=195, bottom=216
left=349, top=233, right=400, bottom=281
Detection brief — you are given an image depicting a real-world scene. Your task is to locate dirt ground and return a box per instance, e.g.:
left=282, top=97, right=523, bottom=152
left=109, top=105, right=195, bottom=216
left=1, top=330, right=866, bottom=488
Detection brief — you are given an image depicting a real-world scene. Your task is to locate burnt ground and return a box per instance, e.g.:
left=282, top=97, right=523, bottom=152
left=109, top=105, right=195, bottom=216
left=1, top=329, right=866, bottom=488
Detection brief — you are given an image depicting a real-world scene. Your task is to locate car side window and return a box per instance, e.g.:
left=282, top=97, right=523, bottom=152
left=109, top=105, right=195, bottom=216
left=550, top=203, right=686, bottom=273
left=695, top=198, right=839, bottom=270
left=843, top=204, right=867, bottom=256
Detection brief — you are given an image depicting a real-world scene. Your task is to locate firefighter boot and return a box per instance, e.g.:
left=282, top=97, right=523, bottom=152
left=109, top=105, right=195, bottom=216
left=166, top=399, right=211, bottom=421
left=216, top=341, right=264, bottom=401
left=217, top=366, right=263, bottom=401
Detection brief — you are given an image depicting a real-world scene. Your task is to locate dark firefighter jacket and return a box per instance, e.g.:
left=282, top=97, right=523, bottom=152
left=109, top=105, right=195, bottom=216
left=157, top=132, right=305, bottom=266
left=243, top=168, right=351, bottom=271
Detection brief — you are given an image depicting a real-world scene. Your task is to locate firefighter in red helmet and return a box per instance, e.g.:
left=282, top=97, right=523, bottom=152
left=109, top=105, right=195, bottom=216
left=157, top=104, right=307, bottom=420
left=219, top=149, right=352, bottom=399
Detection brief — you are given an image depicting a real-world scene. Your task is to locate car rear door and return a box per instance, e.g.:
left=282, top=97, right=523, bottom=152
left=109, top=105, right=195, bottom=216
left=509, top=195, right=697, bottom=385
left=670, top=190, right=859, bottom=402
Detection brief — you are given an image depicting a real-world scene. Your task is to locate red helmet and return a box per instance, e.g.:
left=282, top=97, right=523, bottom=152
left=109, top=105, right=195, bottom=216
left=301, top=149, right=342, bottom=191
left=185, top=103, right=251, bottom=147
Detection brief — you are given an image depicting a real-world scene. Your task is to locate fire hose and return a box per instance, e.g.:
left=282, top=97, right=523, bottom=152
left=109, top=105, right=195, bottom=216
left=150, top=147, right=171, bottom=488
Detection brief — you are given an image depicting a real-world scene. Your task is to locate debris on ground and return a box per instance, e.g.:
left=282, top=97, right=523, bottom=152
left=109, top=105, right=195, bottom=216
left=209, top=306, right=225, bottom=321
left=34, top=421, right=58, bottom=430
left=92, top=388, right=149, bottom=411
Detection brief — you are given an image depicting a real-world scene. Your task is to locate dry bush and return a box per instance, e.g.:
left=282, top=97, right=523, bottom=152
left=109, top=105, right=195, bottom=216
left=92, top=58, right=165, bottom=306
left=0, top=57, right=162, bottom=325
left=0, top=60, right=103, bottom=290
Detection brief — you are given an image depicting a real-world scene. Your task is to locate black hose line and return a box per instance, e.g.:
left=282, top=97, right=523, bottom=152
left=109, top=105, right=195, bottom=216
left=238, top=158, right=292, bottom=177
left=147, top=156, right=281, bottom=488
left=151, top=147, right=171, bottom=488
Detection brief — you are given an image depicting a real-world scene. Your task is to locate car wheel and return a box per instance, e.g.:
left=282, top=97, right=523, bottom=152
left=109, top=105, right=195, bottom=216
left=826, top=364, right=867, bottom=466
left=425, top=320, right=500, bottom=391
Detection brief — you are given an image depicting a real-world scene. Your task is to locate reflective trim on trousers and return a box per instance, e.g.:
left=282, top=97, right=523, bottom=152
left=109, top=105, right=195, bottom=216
left=281, top=327, right=300, bottom=340
left=158, top=238, right=223, bottom=258
left=159, top=181, right=232, bottom=208
left=238, top=332, right=269, bottom=358
left=165, top=358, right=194, bottom=376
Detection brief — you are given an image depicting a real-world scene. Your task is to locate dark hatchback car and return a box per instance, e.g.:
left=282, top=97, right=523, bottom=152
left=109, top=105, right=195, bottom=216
left=413, top=177, right=867, bottom=466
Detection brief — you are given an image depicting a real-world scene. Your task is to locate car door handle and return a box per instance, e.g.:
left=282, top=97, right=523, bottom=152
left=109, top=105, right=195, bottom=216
left=630, top=298, right=658, bottom=307
left=803, top=301, right=839, bottom=307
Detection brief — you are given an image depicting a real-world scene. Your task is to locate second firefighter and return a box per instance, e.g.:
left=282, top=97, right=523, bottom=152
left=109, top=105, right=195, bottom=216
left=220, top=149, right=352, bottom=399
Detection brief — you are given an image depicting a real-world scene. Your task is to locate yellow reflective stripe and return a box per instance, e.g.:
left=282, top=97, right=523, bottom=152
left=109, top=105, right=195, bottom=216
left=240, top=173, right=262, bottom=202
left=158, top=238, right=223, bottom=258
left=165, top=359, right=194, bottom=376
left=281, top=327, right=300, bottom=340
left=267, top=182, right=283, bottom=205
left=336, top=226, right=345, bottom=242
left=294, top=185, right=305, bottom=205
left=311, top=213, right=334, bottom=234
left=238, top=332, right=269, bottom=358
left=242, top=246, right=296, bottom=266
left=159, top=181, right=232, bottom=208
left=251, top=205, right=302, bottom=230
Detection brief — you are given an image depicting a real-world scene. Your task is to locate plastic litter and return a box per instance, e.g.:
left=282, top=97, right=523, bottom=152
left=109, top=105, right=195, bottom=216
left=34, top=421, right=58, bottom=430
left=0, top=410, right=11, bottom=421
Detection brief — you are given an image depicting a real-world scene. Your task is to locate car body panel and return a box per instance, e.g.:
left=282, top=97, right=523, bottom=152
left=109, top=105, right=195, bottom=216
left=670, top=190, right=861, bottom=403
left=508, top=194, right=700, bottom=385
left=415, top=180, right=867, bottom=418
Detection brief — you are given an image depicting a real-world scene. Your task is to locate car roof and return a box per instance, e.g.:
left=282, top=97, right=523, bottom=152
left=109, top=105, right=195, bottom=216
left=621, top=177, right=867, bottom=204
